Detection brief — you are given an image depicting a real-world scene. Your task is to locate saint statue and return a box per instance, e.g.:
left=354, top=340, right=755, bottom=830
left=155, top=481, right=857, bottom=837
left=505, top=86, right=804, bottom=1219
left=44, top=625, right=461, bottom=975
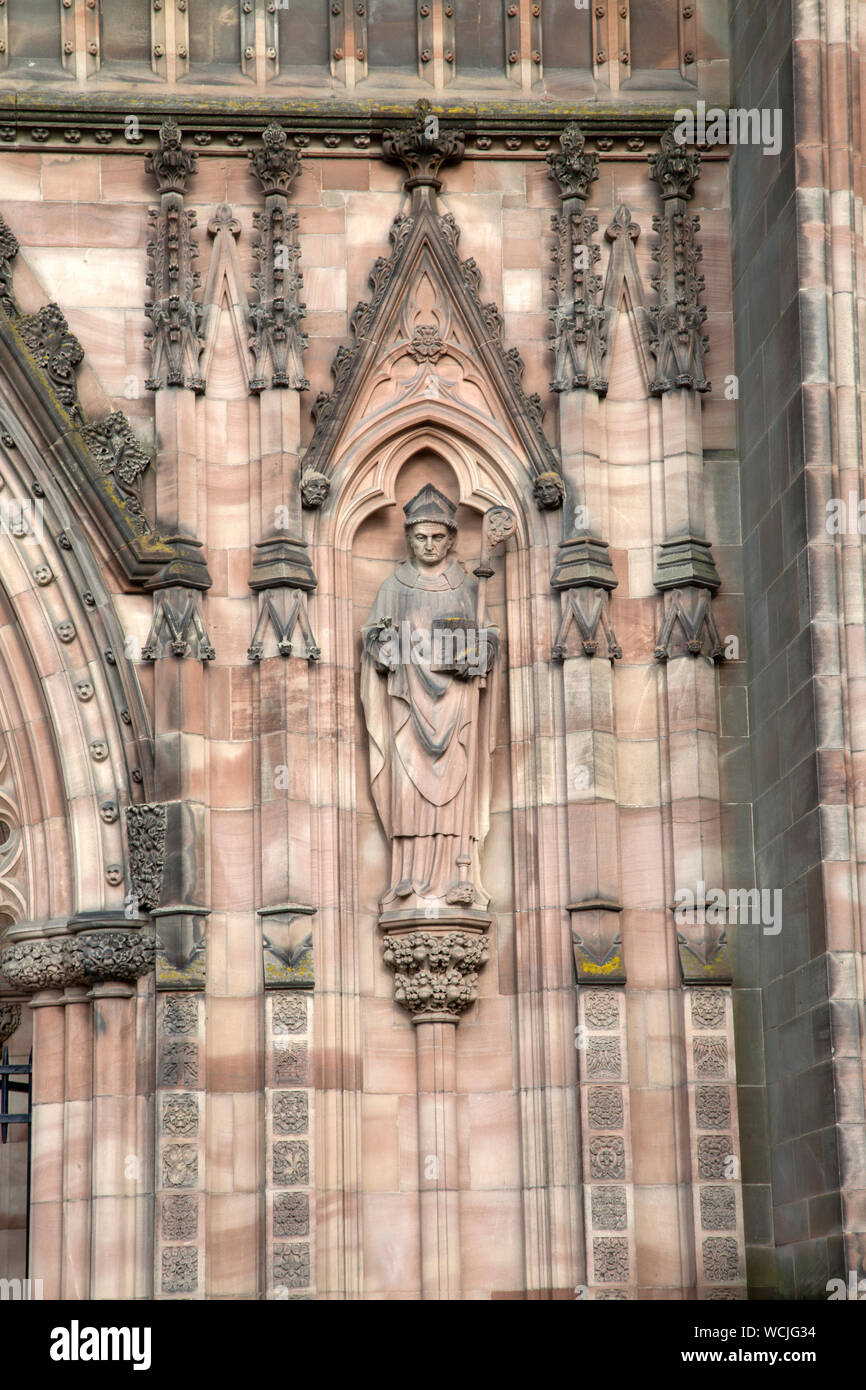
left=360, top=485, right=502, bottom=920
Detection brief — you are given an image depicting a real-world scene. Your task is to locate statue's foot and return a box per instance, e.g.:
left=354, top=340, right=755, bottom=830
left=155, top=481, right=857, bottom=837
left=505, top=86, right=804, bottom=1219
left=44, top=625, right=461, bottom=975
left=394, top=879, right=413, bottom=898
left=446, top=883, right=476, bottom=907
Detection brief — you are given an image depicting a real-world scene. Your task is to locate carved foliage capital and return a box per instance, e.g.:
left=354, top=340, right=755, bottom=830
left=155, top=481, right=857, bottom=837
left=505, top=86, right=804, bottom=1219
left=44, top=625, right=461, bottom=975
left=649, top=128, right=701, bottom=202
left=1, top=931, right=156, bottom=992
left=382, top=930, right=489, bottom=1021
left=248, top=122, right=302, bottom=197
left=146, top=119, right=197, bottom=195
left=382, top=100, right=465, bottom=188
left=547, top=122, right=598, bottom=201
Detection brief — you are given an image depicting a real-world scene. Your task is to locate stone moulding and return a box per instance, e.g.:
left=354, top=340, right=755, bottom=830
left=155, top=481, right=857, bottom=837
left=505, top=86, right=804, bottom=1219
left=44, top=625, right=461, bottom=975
left=248, top=591, right=320, bottom=663
left=654, top=586, right=724, bottom=663
left=551, top=587, right=622, bottom=662
left=0, top=104, right=723, bottom=157
left=259, top=904, right=315, bottom=990
left=568, top=901, right=626, bottom=984
left=0, top=211, right=209, bottom=591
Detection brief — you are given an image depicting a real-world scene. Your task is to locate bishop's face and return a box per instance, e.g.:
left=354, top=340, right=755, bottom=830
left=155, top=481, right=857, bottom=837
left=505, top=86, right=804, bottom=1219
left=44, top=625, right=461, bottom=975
left=408, top=523, right=453, bottom=572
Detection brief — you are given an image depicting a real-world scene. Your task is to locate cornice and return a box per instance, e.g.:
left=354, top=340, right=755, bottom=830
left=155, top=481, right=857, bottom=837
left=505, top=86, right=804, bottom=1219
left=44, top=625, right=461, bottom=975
left=0, top=98, right=731, bottom=158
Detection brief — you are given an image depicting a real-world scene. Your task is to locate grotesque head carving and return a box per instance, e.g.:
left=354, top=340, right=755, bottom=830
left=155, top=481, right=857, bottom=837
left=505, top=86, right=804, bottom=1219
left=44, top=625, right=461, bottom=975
left=532, top=471, right=566, bottom=511
left=300, top=469, right=330, bottom=509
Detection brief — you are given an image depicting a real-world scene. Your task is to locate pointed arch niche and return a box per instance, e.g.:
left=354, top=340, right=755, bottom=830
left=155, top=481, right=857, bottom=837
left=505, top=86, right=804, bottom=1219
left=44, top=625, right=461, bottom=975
left=305, top=404, right=584, bottom=1298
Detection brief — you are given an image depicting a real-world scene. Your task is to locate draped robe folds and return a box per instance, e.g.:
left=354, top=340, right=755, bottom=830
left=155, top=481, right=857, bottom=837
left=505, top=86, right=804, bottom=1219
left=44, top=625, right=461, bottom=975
left=360, top=558, right=500, bottom=912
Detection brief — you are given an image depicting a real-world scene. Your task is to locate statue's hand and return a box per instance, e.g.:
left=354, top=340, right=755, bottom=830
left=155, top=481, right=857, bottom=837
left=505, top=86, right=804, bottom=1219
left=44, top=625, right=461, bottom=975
left=369, top=622, right=398, bottom=673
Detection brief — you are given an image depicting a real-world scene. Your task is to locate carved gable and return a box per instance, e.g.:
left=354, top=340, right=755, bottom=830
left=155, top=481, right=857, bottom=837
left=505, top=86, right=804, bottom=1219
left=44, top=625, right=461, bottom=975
left=303, top=205, right=560, bottom=485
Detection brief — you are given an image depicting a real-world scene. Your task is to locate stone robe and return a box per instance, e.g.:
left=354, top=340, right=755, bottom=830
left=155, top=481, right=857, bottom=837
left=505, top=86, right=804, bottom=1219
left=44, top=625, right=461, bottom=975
left=360, top=557, right=499, bottom=912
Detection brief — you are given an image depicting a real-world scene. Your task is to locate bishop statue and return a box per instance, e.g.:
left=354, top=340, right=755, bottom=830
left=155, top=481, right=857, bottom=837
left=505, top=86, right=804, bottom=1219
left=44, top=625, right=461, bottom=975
left=360, top=485, right=502, bottom=921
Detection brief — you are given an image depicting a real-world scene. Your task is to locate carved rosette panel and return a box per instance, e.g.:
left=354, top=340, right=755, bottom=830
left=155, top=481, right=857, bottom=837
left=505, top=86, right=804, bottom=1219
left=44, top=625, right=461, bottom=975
left=156, top=992, right=204, bottom=1299
left=267, top=990, right=314, bottom=1298
left=684, top=988, right=746, bottom=1298
left=382, top=930, right=489, bottom=1023
left=577, top=987, right=636, bottom=1297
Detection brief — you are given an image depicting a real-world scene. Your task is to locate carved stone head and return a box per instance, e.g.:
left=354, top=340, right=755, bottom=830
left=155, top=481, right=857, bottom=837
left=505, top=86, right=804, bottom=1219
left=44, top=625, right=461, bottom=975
left=300, top=469, right=330, bottom=509
left=533, top=471, right=566, bottom=511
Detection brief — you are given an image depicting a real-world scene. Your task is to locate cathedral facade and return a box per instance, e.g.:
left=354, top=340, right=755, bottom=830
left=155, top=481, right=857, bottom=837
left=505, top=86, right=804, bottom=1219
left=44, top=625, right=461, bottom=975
left=0, top=0, right=863, bottom=1301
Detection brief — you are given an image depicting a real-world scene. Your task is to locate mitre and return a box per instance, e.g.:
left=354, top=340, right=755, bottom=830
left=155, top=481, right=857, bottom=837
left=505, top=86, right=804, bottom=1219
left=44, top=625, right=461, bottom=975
left=402, top=484, right=458, bottom=531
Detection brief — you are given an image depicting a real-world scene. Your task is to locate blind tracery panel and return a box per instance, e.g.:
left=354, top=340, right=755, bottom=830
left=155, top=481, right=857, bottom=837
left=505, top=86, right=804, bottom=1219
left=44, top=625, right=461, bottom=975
left=100, top=0, right=151, bottom=66
left=276, top=1, right=329, bottom=70
left=368, top=0, right=417, bottom=69
left=454, top=0, right=505, bottom=71
left=7, top=0, right=62, bottom=68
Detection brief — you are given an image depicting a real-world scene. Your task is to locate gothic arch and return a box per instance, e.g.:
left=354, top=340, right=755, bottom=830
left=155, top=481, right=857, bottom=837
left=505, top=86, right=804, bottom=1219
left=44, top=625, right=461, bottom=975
left=0, top=427, right=153, bottom=937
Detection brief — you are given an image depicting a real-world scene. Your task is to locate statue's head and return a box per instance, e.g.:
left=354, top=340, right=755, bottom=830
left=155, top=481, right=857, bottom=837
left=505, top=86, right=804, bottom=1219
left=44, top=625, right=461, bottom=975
left=403, top=484, right=457, bottom=568
left=405, top=486, right=461, bottom=567
left=407, top=522, right=455, bottom=568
